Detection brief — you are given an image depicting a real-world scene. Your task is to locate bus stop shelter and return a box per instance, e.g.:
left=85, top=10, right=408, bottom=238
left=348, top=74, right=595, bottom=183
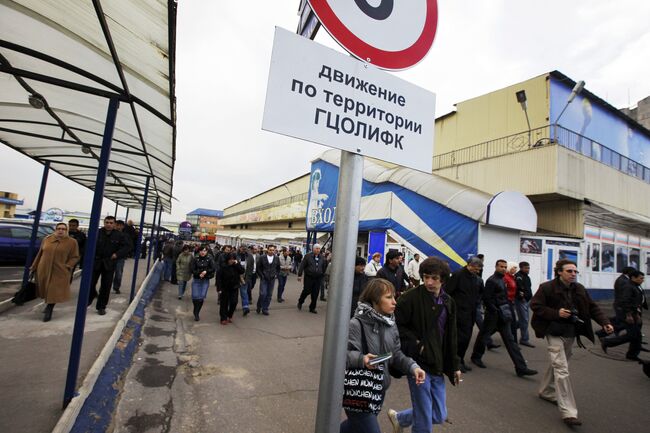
left=0, top=0, right=177, bottom=407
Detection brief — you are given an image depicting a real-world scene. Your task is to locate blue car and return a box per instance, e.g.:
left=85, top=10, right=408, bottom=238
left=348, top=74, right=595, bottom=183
left=0, top=223, right=55, bottom=265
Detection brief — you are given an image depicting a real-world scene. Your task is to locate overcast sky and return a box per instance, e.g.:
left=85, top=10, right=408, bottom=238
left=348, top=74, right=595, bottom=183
left=2, top=0, right=650, bottom=224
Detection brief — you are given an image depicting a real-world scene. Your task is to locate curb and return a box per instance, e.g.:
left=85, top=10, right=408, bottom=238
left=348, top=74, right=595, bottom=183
left=52, top=260, right=162, bottom=433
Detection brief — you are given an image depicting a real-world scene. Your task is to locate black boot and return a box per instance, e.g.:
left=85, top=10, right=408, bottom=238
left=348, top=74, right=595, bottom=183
left=43, top=303, right=54, bottom=322
left=193, top=300, right=200, bottom=321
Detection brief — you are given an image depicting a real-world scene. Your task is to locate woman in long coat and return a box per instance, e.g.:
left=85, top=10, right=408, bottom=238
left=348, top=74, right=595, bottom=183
left=30, top=222, right=80, bottom=322
left=175, top=244, right=193, bottom=299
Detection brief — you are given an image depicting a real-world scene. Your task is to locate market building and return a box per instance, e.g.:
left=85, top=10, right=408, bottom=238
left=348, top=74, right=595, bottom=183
left=219, top=71, right=650, bottom=298
left=186, top=208, right=223, bottom=240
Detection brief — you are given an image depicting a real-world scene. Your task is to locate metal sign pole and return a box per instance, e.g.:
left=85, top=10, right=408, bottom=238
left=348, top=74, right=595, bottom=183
left=63, top=97, right=120, bottom=408
left=146, top=196, right=158, bottom=274
left=21, top=161, right=50, bottom=289
left=314, top=150, right=363, bottom=433
left=129, top=176, right=150, bottom=302
left=114, top=200, right=119, bottom=217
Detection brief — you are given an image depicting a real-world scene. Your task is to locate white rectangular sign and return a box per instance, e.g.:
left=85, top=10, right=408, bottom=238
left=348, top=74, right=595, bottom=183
left=262, top=27, right=435, bottom=172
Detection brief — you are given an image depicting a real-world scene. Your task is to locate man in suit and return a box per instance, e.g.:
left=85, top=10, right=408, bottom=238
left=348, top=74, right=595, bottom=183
left=256, top=244, right=280, bottom=315
left=88, top=216, right=130, bottom=315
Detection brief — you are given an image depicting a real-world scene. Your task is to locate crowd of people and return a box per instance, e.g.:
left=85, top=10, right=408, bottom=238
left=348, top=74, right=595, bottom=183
left=23, top=223, right=647, bottom=430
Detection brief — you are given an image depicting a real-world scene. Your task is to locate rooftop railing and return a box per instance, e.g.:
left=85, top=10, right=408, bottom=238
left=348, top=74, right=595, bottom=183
left=432, top=125, right=650, bottom=184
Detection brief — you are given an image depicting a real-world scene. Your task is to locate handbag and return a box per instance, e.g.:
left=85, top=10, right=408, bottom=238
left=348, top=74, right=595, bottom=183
left=342, top=319, right=386, bottom=414
left=12, top=272, right=37, bottom=305
left=497, top=303, right=513, bottom=322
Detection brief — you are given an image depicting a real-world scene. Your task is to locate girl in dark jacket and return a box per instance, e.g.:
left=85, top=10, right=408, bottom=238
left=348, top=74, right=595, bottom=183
left=218, top=252, right=245, bottom=325
left=341, top=278, right=425, bottom=433
left=190, top=246, right=215, bottom=321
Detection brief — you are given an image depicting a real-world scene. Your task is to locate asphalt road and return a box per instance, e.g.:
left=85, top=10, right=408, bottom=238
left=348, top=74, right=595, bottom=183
left=112, top=275, right=650, bottom=433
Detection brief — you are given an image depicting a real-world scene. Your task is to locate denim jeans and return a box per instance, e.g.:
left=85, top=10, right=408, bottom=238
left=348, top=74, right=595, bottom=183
left=239, top=282, right=250, bottom=310
left=163, top=257, right=174, bottom=281
left=191, top=278, right=209, bottom=300
left=112, top=258, right=125, bottom=290
left=277, top=274, right=287, bottom=300
left=339, top=410, right=381, bottom=433
left=395, top=374, right=447, bottom=433
left=257, top=278, right=275, bottom=313
left=515, top=299, right=531, bottom=343
left=178, top=280, right=187, bottom=298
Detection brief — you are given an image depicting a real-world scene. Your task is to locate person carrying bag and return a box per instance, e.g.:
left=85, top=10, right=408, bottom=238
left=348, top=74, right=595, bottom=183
left=340, top=279, right=425, bottom=433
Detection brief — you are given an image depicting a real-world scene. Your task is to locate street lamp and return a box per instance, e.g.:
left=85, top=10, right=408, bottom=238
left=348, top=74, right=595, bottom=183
left=553, top=80, right=585, bottom=143
left=516, top=90, right=532, bottom=147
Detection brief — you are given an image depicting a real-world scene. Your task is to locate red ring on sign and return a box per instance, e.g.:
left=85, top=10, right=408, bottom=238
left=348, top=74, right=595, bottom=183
left=308, top=0, right=438, bottom=70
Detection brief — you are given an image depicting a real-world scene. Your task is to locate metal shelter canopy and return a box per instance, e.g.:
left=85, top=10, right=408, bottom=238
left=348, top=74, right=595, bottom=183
left=0, top=0, right=177, bottom=212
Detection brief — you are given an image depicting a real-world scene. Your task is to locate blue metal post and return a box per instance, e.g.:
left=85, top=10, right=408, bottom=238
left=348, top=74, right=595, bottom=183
left=21, top=161, right=50, bottom=288
left=146, top=196, right=159, bottom=274
left=154, top=204, right=163, bottom=258
left=129, top=177, right=149, bottom=303
left=63, top=97, right=119, bottom=408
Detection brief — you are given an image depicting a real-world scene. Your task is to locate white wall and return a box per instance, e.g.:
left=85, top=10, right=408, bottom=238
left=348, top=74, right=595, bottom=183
left=478, top=225, right=521, bottom=280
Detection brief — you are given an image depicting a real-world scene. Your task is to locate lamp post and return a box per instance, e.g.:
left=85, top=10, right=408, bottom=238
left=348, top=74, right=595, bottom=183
left=516, top=90, right=532, bottom=147
left=553, top=80, right=585, bottom=143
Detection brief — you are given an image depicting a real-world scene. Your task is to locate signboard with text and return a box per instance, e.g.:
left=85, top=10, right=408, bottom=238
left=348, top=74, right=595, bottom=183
left=262, top=27, right=435, bottom=172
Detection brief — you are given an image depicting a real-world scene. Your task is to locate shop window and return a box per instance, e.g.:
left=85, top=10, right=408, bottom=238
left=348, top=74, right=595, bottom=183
left=630, top=248, right=640, bottom=270
left=587, top=243, right=600, bottom=272
left=601, top=243, right=615, bottom=272
left=616, top=246, right=629, bottom=273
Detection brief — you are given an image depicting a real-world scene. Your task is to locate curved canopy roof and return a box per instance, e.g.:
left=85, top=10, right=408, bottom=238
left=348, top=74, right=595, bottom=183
left=316, top=149, right=537, bottom=232
left=0, top=0, right=177, bottom=212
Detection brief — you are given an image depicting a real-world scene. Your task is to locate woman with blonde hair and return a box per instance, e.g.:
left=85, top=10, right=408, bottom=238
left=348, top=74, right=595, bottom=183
left=30, top=222, right=80, bottom=322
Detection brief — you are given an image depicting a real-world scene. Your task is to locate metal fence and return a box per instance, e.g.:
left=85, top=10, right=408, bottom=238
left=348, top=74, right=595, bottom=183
left=432, top=125, right=650, bottom=184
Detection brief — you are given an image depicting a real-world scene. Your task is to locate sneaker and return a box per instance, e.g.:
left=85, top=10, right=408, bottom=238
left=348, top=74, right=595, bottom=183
left=297, top=302, right=303, bottom=311
left=309, top=309, right=318, bottom=314
left=243, top=308, right=250, bottom=317
left=113, top=289, right=120, bottom=294
left=97, top=309, right=106, bottom=316
left=277, top=298, right=285, bottom=303
left=563, top=417, right=582, bottom=426
left=387, top=409, right=402, bottom=433
left=262, top=311, right=270, bottom=316
left=178, top=296, right=182, bottom=300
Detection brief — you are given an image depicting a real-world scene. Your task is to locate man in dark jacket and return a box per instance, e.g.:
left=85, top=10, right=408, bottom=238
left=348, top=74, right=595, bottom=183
left=470, top=259, right=538, bottom=377
left=242, top=245, right=259, bottom=315
left=68, top=218, right=86, bottom=272
left=350, top=256, right=369, bottom=318
left=377, top=250, right=406, bottom=296
left=515, top=261, right=534, bottom=347
left=255, top=244, right=280, bottom=315
left=88, top=216, right=130, bottom=315
left=388, top=257, right=461, bottom=433
left=446, top=257, right=483, bottom=372
left=531, top=259, right=613, bottom=427
left=603, top=270, right=645, bottom=360
left=297, top=243, right=327, bottom=313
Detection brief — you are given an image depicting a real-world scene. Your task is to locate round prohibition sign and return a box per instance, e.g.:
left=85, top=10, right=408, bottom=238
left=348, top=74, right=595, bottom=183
left=308, top=0, right=438, bottom=70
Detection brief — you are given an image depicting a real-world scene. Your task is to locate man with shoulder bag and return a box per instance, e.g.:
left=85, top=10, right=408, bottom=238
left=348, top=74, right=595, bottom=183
left=531, top=259, right=613, bottom=427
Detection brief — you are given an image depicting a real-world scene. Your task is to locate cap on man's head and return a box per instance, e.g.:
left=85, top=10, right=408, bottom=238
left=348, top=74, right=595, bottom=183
left=313, top=243, right=321, bottom=249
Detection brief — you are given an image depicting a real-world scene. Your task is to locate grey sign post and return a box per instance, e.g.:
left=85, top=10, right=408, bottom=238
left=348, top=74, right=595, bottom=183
left=314, top=150, right=363, bottom=433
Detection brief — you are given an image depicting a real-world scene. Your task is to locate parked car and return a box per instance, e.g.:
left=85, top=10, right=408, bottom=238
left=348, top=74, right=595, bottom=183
left=0, top=223, right=54, bottom=265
